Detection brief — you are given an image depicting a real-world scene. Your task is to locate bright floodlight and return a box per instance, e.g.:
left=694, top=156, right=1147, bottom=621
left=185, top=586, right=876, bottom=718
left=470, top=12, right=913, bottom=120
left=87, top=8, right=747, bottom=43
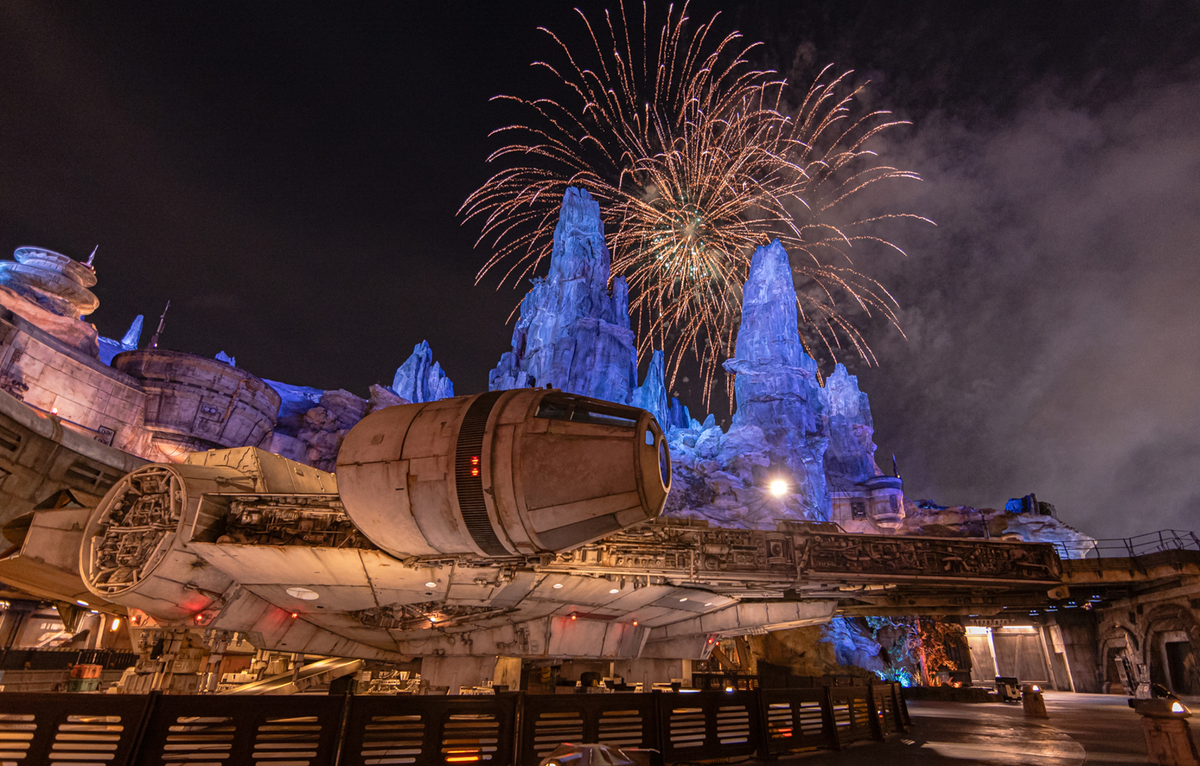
left=769, top=479, right=788, bottom=497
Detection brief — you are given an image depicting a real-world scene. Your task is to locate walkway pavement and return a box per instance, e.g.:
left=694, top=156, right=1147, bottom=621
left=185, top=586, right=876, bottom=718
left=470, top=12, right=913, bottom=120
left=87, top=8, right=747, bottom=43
left=787, top=692, right=1155, bottom=765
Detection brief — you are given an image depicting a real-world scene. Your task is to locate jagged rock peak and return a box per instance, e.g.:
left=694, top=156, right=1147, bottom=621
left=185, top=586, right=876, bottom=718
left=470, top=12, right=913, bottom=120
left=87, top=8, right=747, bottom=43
left=393, top=340, right=454, bottom=403
left=548, top=186, right=610, bottom=286
left=489, top=187, right=637, bottom=404
left=821, top=363, right=882, bottom=486
left=733, top=239, right=805, bottom=369
left=632, top=349, right=693, bottom=431
left=120, top=315, right=143, bottom=348
left=822, top=363, right=873, bottom=423
left=719, top=238, right=830, bottom=519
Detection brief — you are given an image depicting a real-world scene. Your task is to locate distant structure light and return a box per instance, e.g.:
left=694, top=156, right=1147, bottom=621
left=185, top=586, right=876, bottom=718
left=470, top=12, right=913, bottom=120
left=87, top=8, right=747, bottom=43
left=769, top=479, right=788, bottom=497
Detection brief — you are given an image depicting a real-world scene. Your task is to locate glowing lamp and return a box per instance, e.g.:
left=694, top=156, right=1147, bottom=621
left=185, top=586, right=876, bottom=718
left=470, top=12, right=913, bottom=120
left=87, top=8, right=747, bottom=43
left=570, top=613, right=577, bottom=621
left=290, top=612, right=299, bottom=619
left=769, top=479, right=788, bottom=497
left=609, top=588, right=619, bottom=594
left=1173, top=701, right=1186, bottom=714
left=425, top=582, right=437, bottom=588
left=109, top=618, right=120, bottom=632
left=553, top=583, right=564, bottom=589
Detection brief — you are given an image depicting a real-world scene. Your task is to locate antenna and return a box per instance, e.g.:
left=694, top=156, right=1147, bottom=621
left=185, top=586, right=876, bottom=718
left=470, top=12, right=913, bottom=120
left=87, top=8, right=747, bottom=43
left=149, top=300, right=170, bottom=349
left=85, top=245, right=98, bottom=268
left=891, top=453, right=900, bottom=479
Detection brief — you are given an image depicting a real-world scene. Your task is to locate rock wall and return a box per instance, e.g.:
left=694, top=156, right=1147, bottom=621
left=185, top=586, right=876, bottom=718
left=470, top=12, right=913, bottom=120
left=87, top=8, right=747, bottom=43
left=490, top=187, right=638, bottom=403
left=665, top=240, right=835, bottom=526
left=393, top=340, right=454, bottom=403
left=822, top=364, right=882, bottom=488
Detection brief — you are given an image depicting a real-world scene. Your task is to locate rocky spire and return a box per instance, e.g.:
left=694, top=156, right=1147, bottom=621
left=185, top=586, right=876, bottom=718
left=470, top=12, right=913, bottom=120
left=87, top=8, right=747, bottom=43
left=392, top=340, right=454, bottom=403
left=722, top=239, right=830, bottom=516
left=820, top=363, right=883, bottom=488
left=120, top=315, right=144, bottom=349
left=489, top=187, right=638, bottom=404
left=631, top=349, right=692, bottom=430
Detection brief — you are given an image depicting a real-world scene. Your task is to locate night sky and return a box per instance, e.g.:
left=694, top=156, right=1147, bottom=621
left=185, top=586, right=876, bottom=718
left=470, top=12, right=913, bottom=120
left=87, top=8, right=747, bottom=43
left=1, top=2, right=1197, bottom=538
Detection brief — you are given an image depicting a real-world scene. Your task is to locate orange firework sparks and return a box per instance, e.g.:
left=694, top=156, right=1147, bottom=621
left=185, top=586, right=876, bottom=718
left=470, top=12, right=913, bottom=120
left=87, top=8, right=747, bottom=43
left=461, top=1, right=929, bottom=408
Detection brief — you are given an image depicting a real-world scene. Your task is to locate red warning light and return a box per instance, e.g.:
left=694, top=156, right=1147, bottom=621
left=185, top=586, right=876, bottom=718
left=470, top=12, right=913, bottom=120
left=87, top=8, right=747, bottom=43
left=194, top=613, right=204, bottom=623
left=570, top=613, right=578, bottom=621
left=290, top=612, right=299, bottom=619
left=470, top=456, right=480, bottom=465
left=470, top=456, right=480, bottom=477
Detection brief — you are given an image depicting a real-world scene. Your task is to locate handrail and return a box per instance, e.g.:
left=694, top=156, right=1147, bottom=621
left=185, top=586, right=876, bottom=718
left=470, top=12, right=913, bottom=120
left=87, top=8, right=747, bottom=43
left=1049, top=529, right=1200, bottom=560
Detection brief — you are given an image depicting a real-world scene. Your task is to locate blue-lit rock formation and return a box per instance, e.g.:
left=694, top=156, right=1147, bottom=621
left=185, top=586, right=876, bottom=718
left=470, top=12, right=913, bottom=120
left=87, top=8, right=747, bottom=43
left=821, top=364, right=882, bottom=487
left=724, top=239, right=830, bottom=513
left=630, top=350, right=693, bottom=431
left=489, top=187, right=638, bottom=404
left=664, top=240, right=832, bottom=527
left=97, top=314, right=143, bottom=365
left=393, top=340, right=454, bottom=403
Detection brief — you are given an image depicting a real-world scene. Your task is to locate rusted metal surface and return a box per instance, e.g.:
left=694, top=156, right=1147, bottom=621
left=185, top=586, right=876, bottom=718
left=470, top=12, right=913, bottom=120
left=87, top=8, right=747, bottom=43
left=549, top=518, right=1063, bottom=588
left=0, top=387, right=144, bottom=524
left=113, top=348, right=280, bottom=457
left=337, top=390, right=670, bottom=559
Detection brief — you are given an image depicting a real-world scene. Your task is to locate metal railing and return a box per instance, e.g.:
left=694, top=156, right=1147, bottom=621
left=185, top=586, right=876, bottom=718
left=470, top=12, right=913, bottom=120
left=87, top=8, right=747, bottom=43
left=0, top=682, right=908, bottom=766
left=1050, top=529, right=1200, bottom=561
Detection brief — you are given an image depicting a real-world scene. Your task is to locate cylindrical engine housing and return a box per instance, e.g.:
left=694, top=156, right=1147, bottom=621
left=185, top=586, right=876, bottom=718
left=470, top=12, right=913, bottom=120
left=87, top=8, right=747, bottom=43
left=80, top=447, right=338, bottom=620
left=80, top=463, right=244, bottom=619
left=336, top=389, right=671, bottom=558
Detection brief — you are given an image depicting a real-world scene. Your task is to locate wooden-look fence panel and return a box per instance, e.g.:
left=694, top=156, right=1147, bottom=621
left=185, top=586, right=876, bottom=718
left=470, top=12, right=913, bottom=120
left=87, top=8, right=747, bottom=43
left=0, top=681, right=907, bottom=765
left=133, top=693, right=345, bottom=766
left=342, top=692, right=519, bottom=766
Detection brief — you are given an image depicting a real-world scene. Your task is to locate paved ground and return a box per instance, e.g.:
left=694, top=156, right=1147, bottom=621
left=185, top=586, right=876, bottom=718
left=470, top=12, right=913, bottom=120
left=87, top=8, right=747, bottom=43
left=785, top=692, right=1157, bottom=765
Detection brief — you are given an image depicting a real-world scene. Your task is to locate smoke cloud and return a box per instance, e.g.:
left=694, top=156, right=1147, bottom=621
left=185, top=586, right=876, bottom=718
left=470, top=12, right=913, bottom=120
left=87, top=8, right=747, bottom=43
left=849, top=77, right=1200, bottom=538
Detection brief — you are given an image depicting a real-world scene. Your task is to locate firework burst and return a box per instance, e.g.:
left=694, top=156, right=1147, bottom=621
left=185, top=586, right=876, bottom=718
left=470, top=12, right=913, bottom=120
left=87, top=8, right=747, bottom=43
left=461, top=1, right=928, bottom=408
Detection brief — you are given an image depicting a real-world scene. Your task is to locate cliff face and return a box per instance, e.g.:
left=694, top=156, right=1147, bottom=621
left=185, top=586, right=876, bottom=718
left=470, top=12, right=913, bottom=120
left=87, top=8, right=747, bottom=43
left=821, top=364, right=883, bottom=489
left=664, top=241, right=833, bottom=526
left=490, top=187, right=638, bottom=404
left=393, top=340, right=454, bottom=403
